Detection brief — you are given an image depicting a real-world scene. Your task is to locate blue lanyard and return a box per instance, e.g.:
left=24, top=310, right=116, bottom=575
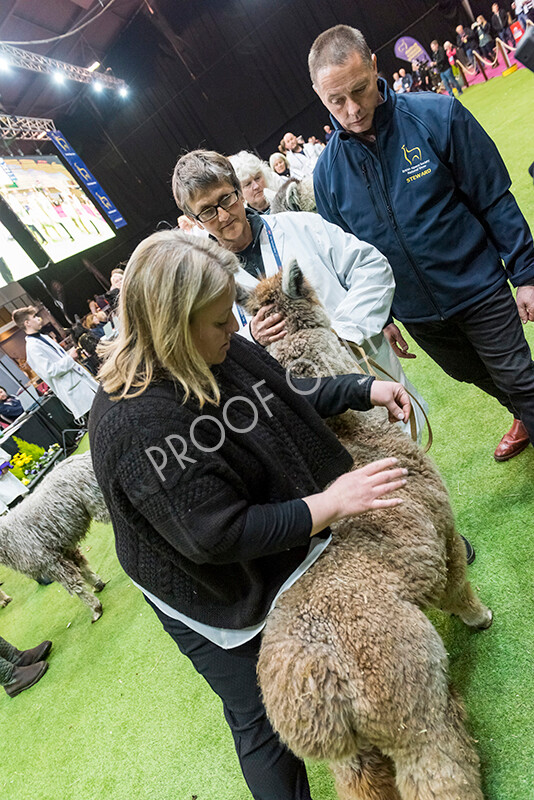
left=236, top=217, right=282, bottom=328
left=261, top=217, right=283, bottom=271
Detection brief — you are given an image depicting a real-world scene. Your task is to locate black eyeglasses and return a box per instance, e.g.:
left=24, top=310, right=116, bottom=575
left=192, top=190, right=240, bottom=223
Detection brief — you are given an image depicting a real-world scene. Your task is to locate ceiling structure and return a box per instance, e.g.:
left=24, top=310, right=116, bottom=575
left=0, top=0, right=142, bottom=119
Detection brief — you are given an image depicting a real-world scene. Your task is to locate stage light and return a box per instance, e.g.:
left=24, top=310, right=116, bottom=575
left=118, top=86, right=128, bottom=98
left=93, top=81, right=104, bottom=92
left=87, top=61, right=100, bottom=72
left=0, top=58, right=10, bottom=72
left=53, top=71, right=65, bottom=85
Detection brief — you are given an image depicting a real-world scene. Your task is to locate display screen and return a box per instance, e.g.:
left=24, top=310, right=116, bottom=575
left=0, top=219, right=39, bottom=286
left=0, top=156, right=115, bottom=263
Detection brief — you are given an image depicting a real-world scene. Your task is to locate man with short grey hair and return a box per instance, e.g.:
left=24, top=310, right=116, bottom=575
left=310, top=24, right=534, bottom=462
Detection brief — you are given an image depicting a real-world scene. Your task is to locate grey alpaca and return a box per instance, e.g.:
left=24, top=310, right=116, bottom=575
left=0, top=451, right=110, bottom=622
left=244, top=262, right=493, bottom=800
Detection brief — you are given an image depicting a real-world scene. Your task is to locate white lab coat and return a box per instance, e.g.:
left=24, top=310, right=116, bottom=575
left=25, top=334, right=99, bottom=420
left=234, top=212, right=428, bottom=440
left=286, top=145, right=318, bottom=180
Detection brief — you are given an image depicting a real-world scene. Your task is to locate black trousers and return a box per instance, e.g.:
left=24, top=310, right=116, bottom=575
left=146, top=599, right=313, bottom=800
left=404, top=284, right=534, bottom=441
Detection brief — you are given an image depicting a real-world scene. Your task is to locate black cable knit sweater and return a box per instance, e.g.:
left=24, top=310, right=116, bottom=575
left=89, top=336, right=373, bottom=629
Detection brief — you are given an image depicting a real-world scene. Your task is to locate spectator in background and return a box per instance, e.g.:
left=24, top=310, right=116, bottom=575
left=0, top=387, right=24, bottom=423
left=473, top=16, right=495, bottom=59
left=323, top=123, right=334, bottom=142
left=282, top=131, right=318, bottom=179
left=307, top=135, right=325, bottom=155
left=83, top=312, right=107, bottom=339
left=13, top=306, right=98, bottom=420
left=431, top=39, right=463, bottom=96
left=230, top=151, right=284, bottom=214
left=399, top=67, right=413, bottom=92
left=491, top=3, right=515, bottom=47
left=392, top=71, right=404, bottom=92
left=512, top=0, right=534, bottom=29
left=456, top=23, right=480, bottom=65
left=105, top=267, right=124, bottom=310
left=269, top=152, right=291, bottom=179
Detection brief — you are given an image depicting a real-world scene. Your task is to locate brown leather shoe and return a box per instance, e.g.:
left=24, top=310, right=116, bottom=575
left=4, top=661, right=49, bottom=697
left=494, top=419, right=530, bottom=461
left=15, top=640, right=52, bottom=667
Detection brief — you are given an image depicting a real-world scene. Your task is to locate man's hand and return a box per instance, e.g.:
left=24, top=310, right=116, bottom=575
left=67, top=347, right=79, bottom=360
left=516, top=285, right=534, bottom=324
left=250, top=304, right=287, bottom=346
left=370, top=380, right=411, bottom=424
left=383, top=323, right=416, bottom=359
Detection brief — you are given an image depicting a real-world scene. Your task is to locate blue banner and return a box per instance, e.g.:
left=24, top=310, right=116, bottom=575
left=47, top=130, right=126, bottom=229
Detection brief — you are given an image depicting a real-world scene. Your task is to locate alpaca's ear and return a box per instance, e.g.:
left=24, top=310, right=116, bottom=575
left=282, top=258, right=304, bottom=299
left=235, top=283, right=252, bottom=306
left=286, top=181, right=302, bottom=212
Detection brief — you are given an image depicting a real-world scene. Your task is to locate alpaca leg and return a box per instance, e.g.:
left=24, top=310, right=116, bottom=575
left=331, top=749, right=401, bottom=800
left=0, top=587, right=12, bottom=607
left=439, top=531, right=492, bottom=629
left=70, top=548, right=106, bottom=592
left=363, top=604, right=483, bottom=800
left=393, top=688, right=483, bottom=800
left=46, top=557, right=103, bottom=622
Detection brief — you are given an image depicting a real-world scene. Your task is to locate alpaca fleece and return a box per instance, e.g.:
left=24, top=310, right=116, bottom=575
left=245, top=264, right=492, bottom=800
left=0, top=451, right=109, bottom=622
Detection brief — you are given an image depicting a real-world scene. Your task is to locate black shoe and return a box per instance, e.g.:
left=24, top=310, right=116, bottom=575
left=35, top=576, right=53, bottom=586
left=4, top=661, right=49, bottom=697
left=15, top=640, right=52, bottom=667
left=461, top=535, right=476, bottom=565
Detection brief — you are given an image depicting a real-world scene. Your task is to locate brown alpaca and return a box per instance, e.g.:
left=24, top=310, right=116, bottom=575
left=242, top=261, right=492, bottom=800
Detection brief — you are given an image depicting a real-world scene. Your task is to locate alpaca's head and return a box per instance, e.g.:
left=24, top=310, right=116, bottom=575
left=239, top=259, right=331, bottom=334
left=270, top=178, right=316, bottom=214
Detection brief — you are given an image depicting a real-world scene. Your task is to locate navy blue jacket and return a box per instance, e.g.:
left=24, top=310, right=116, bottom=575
left=314, top=80, right=534, bottom=324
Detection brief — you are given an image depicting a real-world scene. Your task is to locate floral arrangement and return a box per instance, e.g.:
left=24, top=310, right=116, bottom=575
left=9, top=438, right=61, bottom=485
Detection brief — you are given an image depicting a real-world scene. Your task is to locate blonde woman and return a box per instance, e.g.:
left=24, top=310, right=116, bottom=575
left=89, top=229, right=410, bottom=800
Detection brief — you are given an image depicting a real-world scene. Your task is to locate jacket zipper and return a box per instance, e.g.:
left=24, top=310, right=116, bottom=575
left=373, top=135, right=445, bottom=320
left=360, top=163, right=383, bottom=220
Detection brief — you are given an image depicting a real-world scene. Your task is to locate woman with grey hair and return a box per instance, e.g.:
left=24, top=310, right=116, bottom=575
left=269, top=151, right=290, bottom=179
left=229, top=150, right=284, bottom=214
left=89, top=229, right=410, bottom=800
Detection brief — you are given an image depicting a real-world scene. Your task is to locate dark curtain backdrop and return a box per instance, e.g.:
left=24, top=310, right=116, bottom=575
left=22, top=0, right=509, bottom=316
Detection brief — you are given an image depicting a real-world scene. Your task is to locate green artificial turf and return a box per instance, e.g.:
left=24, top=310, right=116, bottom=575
left=1, top=69, right=534, bottom=800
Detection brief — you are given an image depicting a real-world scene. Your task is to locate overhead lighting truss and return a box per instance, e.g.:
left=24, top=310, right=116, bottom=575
left=0, top=114, right=56, bottom=141
left=0, top=43, right=127, bottom=91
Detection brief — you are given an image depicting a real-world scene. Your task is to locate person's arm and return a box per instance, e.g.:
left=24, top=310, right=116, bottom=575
left=119, top=432, right=407, bottom=564
left=447, top=100, right=534, bottom=289
left=306, top=215, right=396, bottom=345
left=304, top=458, right=407, bottom=536
left=291, top=374, right=410, bottom=424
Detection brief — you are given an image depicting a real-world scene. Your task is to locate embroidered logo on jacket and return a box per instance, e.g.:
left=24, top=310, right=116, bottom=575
left=401, top=144, right=433, bottom=184
left=401, top=144, right=422, bottom=165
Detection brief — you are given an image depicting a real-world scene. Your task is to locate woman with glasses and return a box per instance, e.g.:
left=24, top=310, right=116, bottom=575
left=173, top=149, right=428, bottom=442
left=89, top=228, right=410, bottom=800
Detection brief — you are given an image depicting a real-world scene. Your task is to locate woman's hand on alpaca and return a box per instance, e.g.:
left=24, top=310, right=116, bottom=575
left=370, top=380, right=411, bottom=424
left=304, top=458, right=407, bottom=535
left=250, top=305, right=287, bottom=346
